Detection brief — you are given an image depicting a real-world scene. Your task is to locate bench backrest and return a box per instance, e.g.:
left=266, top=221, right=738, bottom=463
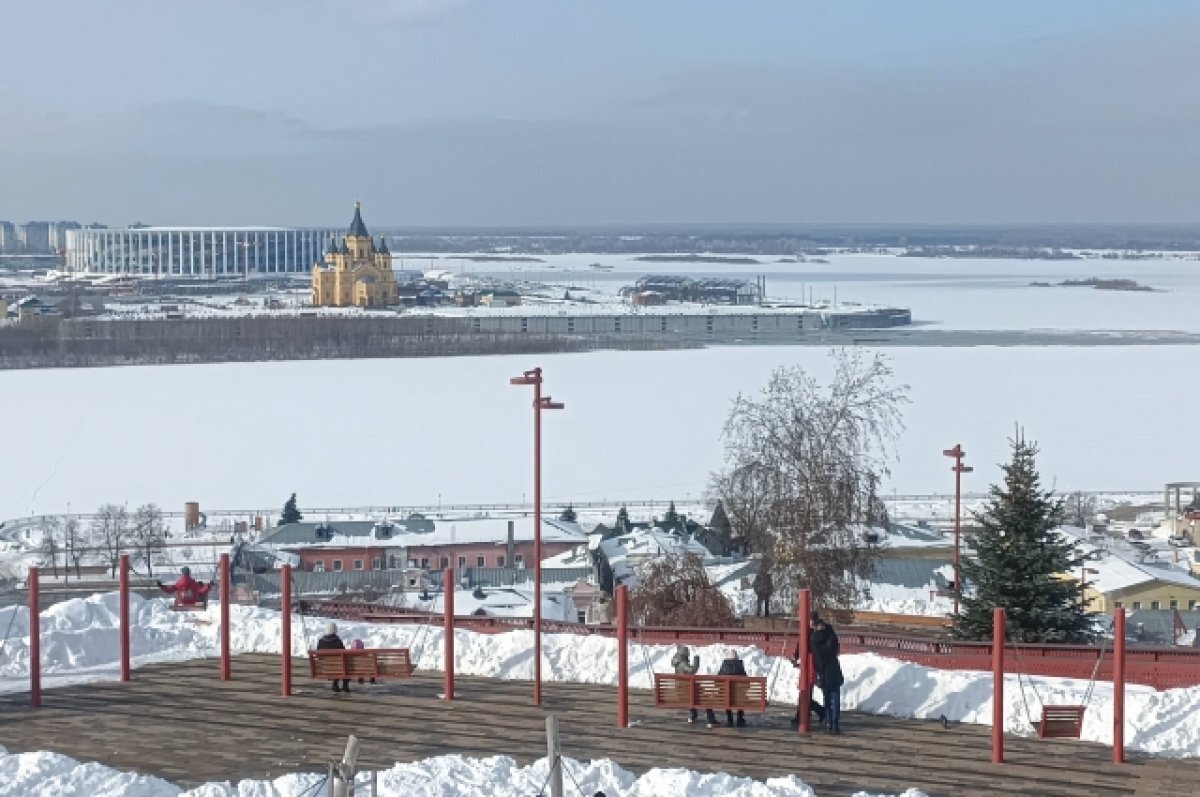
left=653, top=674, right=768, bottom=711
left=308, top=648, right=413, bottom=679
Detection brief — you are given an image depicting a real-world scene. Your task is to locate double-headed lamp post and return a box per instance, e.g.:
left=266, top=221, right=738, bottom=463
left=943, top=444, right=973, bottom=616
left=509, top=367, right=565, bottom=706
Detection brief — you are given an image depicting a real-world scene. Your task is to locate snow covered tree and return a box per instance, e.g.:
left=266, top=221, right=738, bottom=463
left=954, top=434, right=1095, bottom=643
left=280, top=493, right=303, bottom=526
left=1063, top=491, right=1097, bottom=529
left=558, top=505, right=577, bottom=523
left=629, top=553, right=735, bottom=627
left=132, top=503, right=167, bottom=578
left=63, top=516, right=84, bottom=580
left=92, top=503, right=129, bottom=578
left=38, top=516, right=62, bottom=577
left=713, top=350, right=907, bottom=610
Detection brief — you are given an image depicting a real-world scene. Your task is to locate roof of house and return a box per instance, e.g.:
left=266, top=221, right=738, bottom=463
left=1060, top=526, right=1200, bottom=595
left=261, top=515, right=588, bottom=551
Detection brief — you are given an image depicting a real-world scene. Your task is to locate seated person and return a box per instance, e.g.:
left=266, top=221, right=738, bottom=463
left=351, top=638, right=376, bottom=685
left=157, top=566, right=213, bottom=608
left=705, top=648, right=748, bottom=729
left=317, top=622, right=351, bottom=694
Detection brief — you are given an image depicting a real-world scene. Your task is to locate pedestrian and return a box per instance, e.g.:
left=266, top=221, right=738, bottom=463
left=157, top=566, right=214, bottom=609
left=670, top=643, right=701, bottom=724
left=811, top=615, right=844, bottom=734
left=705, top=648, right=748, bottom=729
left=789, top=611, right=826, bottom=726
left=317, top=622, right=351, bottom=694
left=350, top=638, right=376, bottom=685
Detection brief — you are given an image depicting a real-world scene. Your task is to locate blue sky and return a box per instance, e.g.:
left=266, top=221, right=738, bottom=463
left=2, top=1, right=1198, bottom=226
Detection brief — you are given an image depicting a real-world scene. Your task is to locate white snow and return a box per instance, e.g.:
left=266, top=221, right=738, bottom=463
left=2, top=592, right=1199, bottom=758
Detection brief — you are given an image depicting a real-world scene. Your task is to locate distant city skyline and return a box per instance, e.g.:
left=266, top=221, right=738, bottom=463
left=2, top=1, right=1199, bottom=227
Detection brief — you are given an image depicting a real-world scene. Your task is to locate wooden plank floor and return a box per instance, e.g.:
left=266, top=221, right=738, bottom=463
left=0, top=655, right=1196, bottom=796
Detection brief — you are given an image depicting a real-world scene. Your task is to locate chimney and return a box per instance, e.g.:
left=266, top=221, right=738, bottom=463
left=506, top=520, right=515, bottom=568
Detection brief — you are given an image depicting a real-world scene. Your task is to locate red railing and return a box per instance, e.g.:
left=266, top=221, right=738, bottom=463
left=296, top=599, right=1200, bottom=690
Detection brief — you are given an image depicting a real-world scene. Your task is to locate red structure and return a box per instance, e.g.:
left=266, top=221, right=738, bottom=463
left=119, top=554, right=131, bottom=682
left=616, top=584, right=629, bottom=728
left=797, top=589, right=811, bottom=734
left=29, top=566, right=40, bottom=708
left=1113, top=608, right=1126, bottom=764
left=444, top=567, right=455, bottom=701
left=280, top=563, right=292, bottom=697
left=992, top=607, right=1005, bottom=764
left=942, top=444, right=973, bottom=616
left=510, top=366, right=565, bottom=706
left=220, top=553, right=231, bottom=681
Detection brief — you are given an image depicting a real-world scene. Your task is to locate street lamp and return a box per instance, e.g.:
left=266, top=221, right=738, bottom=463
left=943, top=444, right=973, bottom=616
left=509, top=367, right=565, bottom=706
left=1074, top=548, right=1101, bottom=609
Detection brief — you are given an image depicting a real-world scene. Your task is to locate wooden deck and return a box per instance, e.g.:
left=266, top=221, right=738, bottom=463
left=0, top=655, right=1196, bottom=796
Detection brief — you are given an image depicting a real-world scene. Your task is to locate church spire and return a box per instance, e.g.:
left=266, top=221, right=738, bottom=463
left=348, top=201, right=370, bottom=238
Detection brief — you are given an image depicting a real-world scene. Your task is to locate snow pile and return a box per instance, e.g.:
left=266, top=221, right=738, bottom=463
left=2, top=593, right=1200, bottom=757
left=0, top=746, right=927, bottom=797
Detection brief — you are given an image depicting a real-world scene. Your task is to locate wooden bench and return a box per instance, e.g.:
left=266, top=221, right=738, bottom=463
left=652, top=674, right=768, bottom=712
left=1037, top=705, right=1086, bottom=739
left=308, top=648, right=414, bottom=681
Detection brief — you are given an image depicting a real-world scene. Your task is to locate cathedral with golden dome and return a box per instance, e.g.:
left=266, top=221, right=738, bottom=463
left=311, top=203, right=398, bottom=308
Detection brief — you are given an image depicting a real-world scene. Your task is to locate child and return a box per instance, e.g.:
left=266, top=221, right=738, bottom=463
left=351, top=638, right=376, bottom=685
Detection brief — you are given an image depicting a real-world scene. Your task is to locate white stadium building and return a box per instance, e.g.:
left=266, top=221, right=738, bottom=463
left=64, top=226, right=342, bottom=278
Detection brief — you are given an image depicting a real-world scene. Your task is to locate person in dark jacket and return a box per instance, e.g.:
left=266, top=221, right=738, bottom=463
left=789, top=612, right=826, bottom=726
left=705, top=649, right=748, bottom=729
left=671, top=644, right=701, bottom=723
left=316, top=622, right=351, bottom=693
left=810, top=616, right=844, bottom=733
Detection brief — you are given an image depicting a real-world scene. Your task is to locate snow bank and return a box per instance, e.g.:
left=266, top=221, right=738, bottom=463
left=2, top=593, right=1200, bottom=757
left=0, top=746, right=926, bottom=797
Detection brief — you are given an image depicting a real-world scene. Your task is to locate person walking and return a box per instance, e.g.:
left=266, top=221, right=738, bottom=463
left=789, top=611, right=826, bottom=727
left=317, top=622, right=351, bottom=694
left=671, top=644, right=701, bottom=723
left=810, top=615, right=844, bottom=734
left=705, top=649, right=748, bottom=729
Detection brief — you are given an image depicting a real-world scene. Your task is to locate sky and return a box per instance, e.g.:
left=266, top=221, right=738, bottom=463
left=2, top=0, right=1199, bottom=227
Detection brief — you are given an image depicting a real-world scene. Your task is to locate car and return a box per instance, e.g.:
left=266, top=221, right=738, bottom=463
left=1127, top=529, right=1144, bottom=541
left=1168, top=535, right=1191, bottom=548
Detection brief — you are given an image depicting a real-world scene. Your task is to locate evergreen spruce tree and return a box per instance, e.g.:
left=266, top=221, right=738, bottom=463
left=280, top=493, right=303, bottom=526
left=663, top=500, right=680, bottom=531
left=615, top=506, right=630, bottom=533
left=559, top=504, right=578, bottom=523
left=954, top=435, right=1094, bottom=643
left=708, top=500, right=734, bottom=555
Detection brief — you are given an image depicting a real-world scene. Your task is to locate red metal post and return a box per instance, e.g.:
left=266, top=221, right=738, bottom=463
left=616, top=584, right=628, bottom=728
left=119, top=554, right=131, bottom=682
left=533, top=370, right=543, bottom=707
left=280, top=563, right=292, bottom=697
left=220, top=553, right=231, bottom=681
left=29, top=566, right=40, bottom=708
left=797, top=589, right=811, bottom=733
left=992, top=607, right=1005, bottom=764
left=1113, top=608, right=1125, bottom=764
left=444, top=567, right=455, bottom=701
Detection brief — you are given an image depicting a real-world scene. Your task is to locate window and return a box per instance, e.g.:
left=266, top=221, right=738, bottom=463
left=1169, top=600, right=1178, bottom=610
left=577, top=611, right=587, bottom=623
left=1190, top=600, right=1198, bottom=611
left=419, top=557, right=429, bottom=568
left=440, top=557, right=449, bottom=569
left=332, top=560, right=343, bottom=572
left=1132, top=601, right=1142, bottom=610
left=313, top=562, right=325, bottom=573
left=477, top=556, right=485, bottom=567
left=496, top=555, right=506, bottom=567
left=372, top=557, right=383, bottom=571
left=458, top=556, right=467, bottom=569
left=1113, top=601, right=1123, bottom=608
left=353, top=559, right=364, bottom=571
left=514, top=554, right=524, bottom=566
left=1150, top=600, right=1160, bottom=610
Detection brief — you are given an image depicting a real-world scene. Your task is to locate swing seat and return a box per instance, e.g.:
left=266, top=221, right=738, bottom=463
left=308, top=648, right=414, bottom=681
left=1038, top=705, right=1086, bottom=739
left=652, top=674, right=768, bottom=712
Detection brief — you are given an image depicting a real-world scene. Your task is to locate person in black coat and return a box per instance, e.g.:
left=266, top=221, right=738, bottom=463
left=316, top=621, right=351, bottom=693
left=789, top=611, right=826, bottom=726
left=705, top=649, right=748, bottom=729
left=810, top=616, right=844, bottom=733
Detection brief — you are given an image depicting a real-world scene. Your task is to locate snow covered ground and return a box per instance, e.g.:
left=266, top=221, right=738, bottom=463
left=0, top=345, right=1193, bottom=522
left=1, top=593, right=1198, bottom=759
left=0, top=746, right=928, bottom=797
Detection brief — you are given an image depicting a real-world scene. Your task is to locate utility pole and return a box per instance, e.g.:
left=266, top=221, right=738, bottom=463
left=942, top=444, right=973, bottom=616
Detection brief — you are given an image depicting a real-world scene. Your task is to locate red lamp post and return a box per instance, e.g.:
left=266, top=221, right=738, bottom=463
left=510, top=367, right=565, bottom=706
left=943, top=445, right=973, bottom=616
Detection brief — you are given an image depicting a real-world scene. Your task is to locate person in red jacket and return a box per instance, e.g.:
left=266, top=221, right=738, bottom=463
left=157, top=566, right=213, bottom=607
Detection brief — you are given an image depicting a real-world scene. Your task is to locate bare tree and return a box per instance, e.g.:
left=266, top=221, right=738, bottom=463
left=131, top=503, right=167, bottom=577
left=63, top=516, right=85, bottom=580
left=629, top=553, right=735, bottom=627
left=1063, top=491, right=1098, bottom=529
left=38, top=516, right=62, bottom=578
left=92, top=503, right=130, bottom=578
left=712, top=350, right=907, bottom=611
